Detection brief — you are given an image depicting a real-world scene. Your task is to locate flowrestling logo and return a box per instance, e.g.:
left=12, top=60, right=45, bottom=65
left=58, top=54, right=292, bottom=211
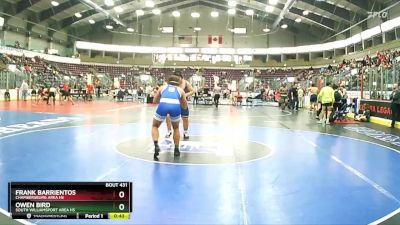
left=367, top=11, right=388, bottom=19
left=344, top=126, right=400, bottom=147
left=152, top=139, right=235, bottom=156
left=0, top=117, right=81, bottom=137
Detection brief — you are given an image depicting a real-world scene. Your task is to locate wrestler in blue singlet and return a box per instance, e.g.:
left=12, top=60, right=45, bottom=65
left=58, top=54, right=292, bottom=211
left=154, top=85, right=182, bottom=123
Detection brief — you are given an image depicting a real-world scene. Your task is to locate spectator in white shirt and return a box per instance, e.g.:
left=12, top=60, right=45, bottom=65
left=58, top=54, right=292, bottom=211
left=20, top=80, right=29, bottom=101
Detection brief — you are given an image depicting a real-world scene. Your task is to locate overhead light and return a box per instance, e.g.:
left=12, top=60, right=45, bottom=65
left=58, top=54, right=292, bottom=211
left=104, top=0, right=114, bottom=7
left=211, top=11, right=219, bottom=17
left=194, top=27, right=201, bottom=31
left=269, top=0, right=278, bottom=5
left=172, top=11, right=180, bottom=17
left=106, top=25, right=113, bottom=29
left=281, top=24, right=288, bottom=29
left=160, top=27, right=173, bottom=33
left=263, top=28, right=270, bottom=32
left=245, top=9, right=254, bottom=16
left=228, top=0, right=237, bottom=7
left=89, top=19, right=95, bottom=24
left=114, top=6, right=123, bottom=13
left=303, top=10, right=309, bottom=15
left=75, top=12, right=82, bottom=18
left=152, top=9, right=161, bottom=15
left=191, top=12, right=200, bottom=18
left=265, top=5, right=274, bottom=13
left=127, top=28, right=135, bottom=32
left=145, top=0, right=155, bottom=8
left=136, top=9, right=144, bottom=16
left=51, top=1, right=59, bottom=7
left=231, top=28, right=246, bottom=34
left=228, top=8, right=236, bottom=15
left=295, top=18, right=301, bottom=23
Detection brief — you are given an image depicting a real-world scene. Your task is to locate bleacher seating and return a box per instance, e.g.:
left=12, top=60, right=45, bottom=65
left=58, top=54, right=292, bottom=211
left=0, top=53, right=308, bottom=91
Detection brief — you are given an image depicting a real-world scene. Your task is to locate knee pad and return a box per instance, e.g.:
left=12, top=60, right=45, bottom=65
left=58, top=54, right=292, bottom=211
left=181, top=107, right=189, bottom=118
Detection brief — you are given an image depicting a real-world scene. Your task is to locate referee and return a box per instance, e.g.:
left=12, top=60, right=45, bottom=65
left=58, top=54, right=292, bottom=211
left=391, top=84, right=400, bottom=128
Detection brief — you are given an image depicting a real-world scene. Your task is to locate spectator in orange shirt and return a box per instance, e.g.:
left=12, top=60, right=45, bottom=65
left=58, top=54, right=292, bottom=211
left=87, top=83, right=94, bottom=101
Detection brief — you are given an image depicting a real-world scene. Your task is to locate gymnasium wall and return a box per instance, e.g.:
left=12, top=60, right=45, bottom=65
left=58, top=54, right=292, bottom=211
left=1, top=16, right=68, bottom=55
left=88, top=6, right=315, bottom=48
left=389, top=4, right=400, bottom=18
left=1, top=4, right=400, bottom=59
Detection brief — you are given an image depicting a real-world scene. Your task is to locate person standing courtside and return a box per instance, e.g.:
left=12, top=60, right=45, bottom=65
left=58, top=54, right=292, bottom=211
left=279, top=83, right=289, bottom=111
left=47, top=84, right=56, bottom=105
left=317, top=82, right=334, bottom=125
left=20, top=80, right=29, bottom=101
left=308, top=84, right=319, bottom=113
left=165, top=73, right=193, bottom=140
left=213, top=84, right=222, bottom=108
left=298, top=86, right=304, bottom=108
left=390, top=84, right=400, bottom=128
left=290, top=83, right=299, bottom=111
left=193, top=85, right=199, bottom=105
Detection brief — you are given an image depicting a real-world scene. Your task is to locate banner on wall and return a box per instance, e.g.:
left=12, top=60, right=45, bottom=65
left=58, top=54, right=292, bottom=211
left=178, top=36, right=192, bottom=45
left=360, top=99, right=392, bottom=119
left=346, top=91, right=370, bottom=100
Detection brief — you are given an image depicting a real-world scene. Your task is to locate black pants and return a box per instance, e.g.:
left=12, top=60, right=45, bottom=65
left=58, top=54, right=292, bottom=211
left=317, top=103, right=322, bottom=117
left=214, top=94, right=220, bottom=107
left=193, top=95, right=198, bottom=105
left=391, top=103, right=399, bottom=127
left=96, top=87, right=101, bottom=98
left=333, top=102, right=341, bottom=112
left=293, top=97, right=299, bottom=110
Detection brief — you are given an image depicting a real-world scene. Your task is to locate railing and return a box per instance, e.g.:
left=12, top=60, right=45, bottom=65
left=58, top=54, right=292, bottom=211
left=0, top=71, right=29, bottom=89
left=295, top=61, right=400, bottom=101
left=364, top=63, right=400, bottom=100
left=0, top=45, right=80, bottom=64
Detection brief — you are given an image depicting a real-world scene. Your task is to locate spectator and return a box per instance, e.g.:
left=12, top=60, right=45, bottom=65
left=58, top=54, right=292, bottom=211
left=332, top=84, right=342, bottom=112
left=289, top=83, right=299, bottom=111
left=117, top=88, right=124, bottom=101
left=279, top=83, right=289, bottom=111
left=317, top=82, right=335, bottom=125
left=96, top=80, right=101, bottom=98
left=4, top=88, right=11, bottom=101
left=213, top=84, right=222, bottom=108
left=355, top=105, right=371, bottom=122
left=47, top=85, right=57, bottom=105
left=298, top=86, right=304, bottom=108
left=20, top=80, right=29, bottom=101
left=193, top=85, right=199, bottom=105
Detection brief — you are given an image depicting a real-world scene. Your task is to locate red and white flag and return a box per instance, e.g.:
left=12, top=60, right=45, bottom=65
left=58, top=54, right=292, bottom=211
left=208, top=35, right=223, bottom=45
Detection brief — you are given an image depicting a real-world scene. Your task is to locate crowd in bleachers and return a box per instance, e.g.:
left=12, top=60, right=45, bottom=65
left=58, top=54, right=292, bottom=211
left=1, top=46, right=400, bottom=105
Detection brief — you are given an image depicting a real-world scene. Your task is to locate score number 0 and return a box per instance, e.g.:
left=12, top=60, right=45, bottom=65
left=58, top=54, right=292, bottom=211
left=118, top=191, right=125, bottom=211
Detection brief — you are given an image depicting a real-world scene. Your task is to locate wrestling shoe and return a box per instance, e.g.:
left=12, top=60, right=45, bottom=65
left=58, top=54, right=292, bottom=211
left=154, top=145, right=160, bottom=158
left=174, top=148, right=180, bottom=157
left=183, top=132, right=189, bottom=140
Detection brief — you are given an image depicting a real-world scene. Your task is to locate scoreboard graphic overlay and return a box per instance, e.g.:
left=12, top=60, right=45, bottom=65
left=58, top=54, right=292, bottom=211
left=8, top=182, right=132, bottom=220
